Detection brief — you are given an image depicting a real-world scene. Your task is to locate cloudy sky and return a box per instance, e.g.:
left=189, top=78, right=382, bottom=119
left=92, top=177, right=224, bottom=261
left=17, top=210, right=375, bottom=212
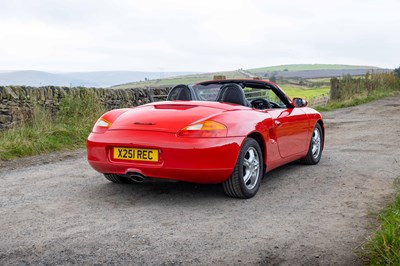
left=0, top=0, right=399, bottom=72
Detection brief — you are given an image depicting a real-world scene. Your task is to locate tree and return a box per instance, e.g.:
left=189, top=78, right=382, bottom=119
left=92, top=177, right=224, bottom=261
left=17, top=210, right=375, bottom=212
left=394, top=66, right=400, bottom=79
left=269, top=75, right=277, bottom=83
left=342, top=74, right=353, bottom=81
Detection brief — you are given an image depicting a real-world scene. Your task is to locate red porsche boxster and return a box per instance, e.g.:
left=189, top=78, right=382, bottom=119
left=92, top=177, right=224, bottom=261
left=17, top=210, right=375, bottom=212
left=87, top=78, right=324, bottom=198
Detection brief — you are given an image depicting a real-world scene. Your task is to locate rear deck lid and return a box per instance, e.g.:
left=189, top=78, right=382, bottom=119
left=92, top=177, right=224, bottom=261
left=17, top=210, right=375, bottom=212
left=109, top=102, right=228, bottom=133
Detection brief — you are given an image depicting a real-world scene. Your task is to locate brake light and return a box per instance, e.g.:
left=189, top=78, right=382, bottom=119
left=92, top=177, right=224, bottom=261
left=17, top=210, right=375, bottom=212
left=178, top=121, right=227, bottom=137
left=92, top=118, right=112, bottom=133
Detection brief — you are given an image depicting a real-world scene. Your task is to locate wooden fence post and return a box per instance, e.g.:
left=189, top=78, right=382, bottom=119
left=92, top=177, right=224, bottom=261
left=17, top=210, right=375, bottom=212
left=330, top=78, right=339, bottom=100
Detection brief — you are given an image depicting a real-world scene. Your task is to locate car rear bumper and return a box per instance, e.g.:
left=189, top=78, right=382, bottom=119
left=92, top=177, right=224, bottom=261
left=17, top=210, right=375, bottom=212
left=86, top=130, right=244, bottom=183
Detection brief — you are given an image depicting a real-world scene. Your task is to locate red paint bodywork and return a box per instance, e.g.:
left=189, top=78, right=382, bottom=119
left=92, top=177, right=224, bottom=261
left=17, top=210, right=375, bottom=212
left=86, top=79, right=324, bottom=183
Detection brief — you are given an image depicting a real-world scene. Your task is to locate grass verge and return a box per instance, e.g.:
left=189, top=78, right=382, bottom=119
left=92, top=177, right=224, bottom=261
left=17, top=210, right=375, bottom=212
left=0, top=93, right=104, bottom=160
left=364, top=183, right=400, bottom=265
left=316, top=88, right=400, bottom=112
left=317, top=72, right=400, bottom=111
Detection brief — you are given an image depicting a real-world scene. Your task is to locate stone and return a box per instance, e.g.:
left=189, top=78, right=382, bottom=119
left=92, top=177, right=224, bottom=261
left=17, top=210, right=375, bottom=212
left=0, top=85, right=159, bottom=130
left=4, top=87, right=18, bottom=100
left=0, top=114, right=11, bottom=124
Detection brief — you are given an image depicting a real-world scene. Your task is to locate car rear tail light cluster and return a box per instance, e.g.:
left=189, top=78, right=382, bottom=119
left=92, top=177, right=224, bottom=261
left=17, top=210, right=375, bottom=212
left=178, top=121, right=227, bottom=137
left=92, top=118, right=112, bottom=133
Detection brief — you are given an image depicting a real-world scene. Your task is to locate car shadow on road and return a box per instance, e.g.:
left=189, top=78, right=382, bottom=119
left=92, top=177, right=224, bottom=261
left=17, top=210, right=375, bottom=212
left=263, top=160, right=303, bottom=180
left=84, top=177, right=227, bottom=206
left=83, top=161, right=306, bottom=206
left=258, top=160, right=308, bottom=192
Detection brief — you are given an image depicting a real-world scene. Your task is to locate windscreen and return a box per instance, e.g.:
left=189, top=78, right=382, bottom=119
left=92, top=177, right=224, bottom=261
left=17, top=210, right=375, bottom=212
left=192, top=84, right=223, bottom=101
left=191, top=83, right=287, bottom=108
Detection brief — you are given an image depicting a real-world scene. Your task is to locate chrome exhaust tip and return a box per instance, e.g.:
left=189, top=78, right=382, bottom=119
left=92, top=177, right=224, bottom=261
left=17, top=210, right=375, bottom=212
left=129, top=173, right=146, bottom=183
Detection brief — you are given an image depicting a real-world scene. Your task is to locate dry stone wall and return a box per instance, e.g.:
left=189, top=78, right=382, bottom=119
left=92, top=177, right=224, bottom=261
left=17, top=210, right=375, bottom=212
left=0, top=86, right=170, bottom=129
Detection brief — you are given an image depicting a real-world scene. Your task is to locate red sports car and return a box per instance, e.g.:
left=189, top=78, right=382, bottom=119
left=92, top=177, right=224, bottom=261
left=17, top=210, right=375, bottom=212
left=87, top=78, right=324, bottom=198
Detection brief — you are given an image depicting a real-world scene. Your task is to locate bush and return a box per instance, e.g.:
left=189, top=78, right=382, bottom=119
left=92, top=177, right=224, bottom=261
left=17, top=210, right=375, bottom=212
left=331, top=72, right=400, bottom=101
left=394, top=67, right=400, bottom=79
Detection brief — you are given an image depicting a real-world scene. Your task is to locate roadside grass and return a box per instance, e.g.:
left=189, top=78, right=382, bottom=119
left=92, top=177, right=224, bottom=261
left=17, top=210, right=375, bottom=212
left=316, top=86, right=400, bottom=112
left=364, top=182, right=400, bottom=265
left=0, top=93, right=104, bottom=160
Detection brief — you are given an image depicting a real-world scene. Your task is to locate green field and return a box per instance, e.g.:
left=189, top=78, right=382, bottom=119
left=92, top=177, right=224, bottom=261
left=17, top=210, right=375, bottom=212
left=280, top=86, right=330, bottom=100
left=247, top=64, right=378, bottom=73
left=112, top=64, right=376, bottom=90
left=113, top=71, right=246, bottom=89
left=112, top=67, right=331, bottom=101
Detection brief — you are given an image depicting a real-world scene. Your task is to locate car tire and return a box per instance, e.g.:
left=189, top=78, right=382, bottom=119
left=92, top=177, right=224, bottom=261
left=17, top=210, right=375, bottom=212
left=222, top=138, right=263, bottom=199
left=104, top=174, right=132, bottom=183
left=301, top=123, right=323, bottom=165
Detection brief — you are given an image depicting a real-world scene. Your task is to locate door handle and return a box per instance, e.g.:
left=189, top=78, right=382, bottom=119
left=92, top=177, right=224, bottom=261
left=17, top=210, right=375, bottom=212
left=274, top=121, right=282, bottom=127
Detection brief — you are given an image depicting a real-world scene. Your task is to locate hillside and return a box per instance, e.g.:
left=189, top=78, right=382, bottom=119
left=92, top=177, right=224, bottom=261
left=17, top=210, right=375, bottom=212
left=112, top=70, right=247, bottom=89
left=247, top=64, right=379, bottom=73
left=0, top=71, right=95, bottom=87
left=0, top=64, right=389, bottom=89
left=112, top=64, right=386, bottom=89
left=256, top=68, right=392, bottom=79
left=0, top=70, right=196, bottom=87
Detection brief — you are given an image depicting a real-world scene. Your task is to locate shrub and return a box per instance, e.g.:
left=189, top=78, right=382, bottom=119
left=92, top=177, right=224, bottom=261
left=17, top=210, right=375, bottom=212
left=332, top=72, right=399, bottom=101
left=394, top=67, right=400, bottom=79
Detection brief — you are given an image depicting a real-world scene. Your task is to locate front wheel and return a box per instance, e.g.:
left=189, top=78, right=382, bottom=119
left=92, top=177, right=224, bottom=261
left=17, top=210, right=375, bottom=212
left=301, top=123, right=323, bottom=165
left=222, top=138, right=263, bottom=199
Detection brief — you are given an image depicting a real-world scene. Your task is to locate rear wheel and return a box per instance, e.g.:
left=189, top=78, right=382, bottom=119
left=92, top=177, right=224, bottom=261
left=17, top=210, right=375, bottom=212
left=103, top=174, right=132, bottom=183
left=222, top=138, right=263, bottom=199
left=301, top=123, right=323, bottom=165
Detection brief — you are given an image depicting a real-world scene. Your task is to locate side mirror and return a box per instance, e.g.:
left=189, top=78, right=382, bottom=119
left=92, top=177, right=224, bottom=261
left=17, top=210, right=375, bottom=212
left=292, top=97, right=308, bottom=107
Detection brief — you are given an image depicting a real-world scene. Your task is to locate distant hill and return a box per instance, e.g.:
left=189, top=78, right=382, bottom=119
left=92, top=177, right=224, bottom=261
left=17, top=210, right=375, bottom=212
left=0, top=64, right=390, bottom=88
left=113, top=64, right=389, bottom=89
left=111, top=70, right=248, bottom=89
left=0, top=70, right=197, bottom=87
left=0, top=71, right=94, bottom=87
left=255, top=69, right=392, bottom=79
left=247, top=64, right=380, bottom=73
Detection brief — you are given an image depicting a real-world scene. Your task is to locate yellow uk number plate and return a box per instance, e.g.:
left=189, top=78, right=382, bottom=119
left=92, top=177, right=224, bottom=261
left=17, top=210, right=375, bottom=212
left=113, top=147, right=159, bottom=162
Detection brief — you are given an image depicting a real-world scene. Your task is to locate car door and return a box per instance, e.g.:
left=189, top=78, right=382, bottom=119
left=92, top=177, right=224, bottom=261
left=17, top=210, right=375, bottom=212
left=267, top=107, right=310, bottom=158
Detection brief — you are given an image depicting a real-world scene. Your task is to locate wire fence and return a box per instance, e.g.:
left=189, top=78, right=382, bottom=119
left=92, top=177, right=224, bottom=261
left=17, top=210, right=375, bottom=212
left=309, top=92, right=330, bottom=107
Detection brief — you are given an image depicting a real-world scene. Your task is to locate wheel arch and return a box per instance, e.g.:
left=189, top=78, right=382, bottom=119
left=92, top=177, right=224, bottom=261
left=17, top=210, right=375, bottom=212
left=316, top=119, right=325, bottom=150
left=247, top=132, right=267, bottom=175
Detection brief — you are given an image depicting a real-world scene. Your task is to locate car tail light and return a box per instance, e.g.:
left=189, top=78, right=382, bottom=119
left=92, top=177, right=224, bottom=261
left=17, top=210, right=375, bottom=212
left=92, top=118, right=112, bottom=133
left=178, top=121, right=227, bottom=137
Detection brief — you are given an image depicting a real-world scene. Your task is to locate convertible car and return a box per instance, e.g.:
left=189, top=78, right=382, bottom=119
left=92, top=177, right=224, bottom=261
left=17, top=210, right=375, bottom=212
left=87, top=78, right=324, bottom=198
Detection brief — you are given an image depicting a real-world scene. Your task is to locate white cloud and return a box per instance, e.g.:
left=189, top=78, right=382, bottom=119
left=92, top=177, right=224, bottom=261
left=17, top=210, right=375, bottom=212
left=0, top=0, right=399, bottom=72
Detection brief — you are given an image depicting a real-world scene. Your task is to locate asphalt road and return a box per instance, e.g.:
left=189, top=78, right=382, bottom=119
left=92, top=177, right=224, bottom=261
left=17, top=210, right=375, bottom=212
left=1, top=96, right=400, bottom=265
